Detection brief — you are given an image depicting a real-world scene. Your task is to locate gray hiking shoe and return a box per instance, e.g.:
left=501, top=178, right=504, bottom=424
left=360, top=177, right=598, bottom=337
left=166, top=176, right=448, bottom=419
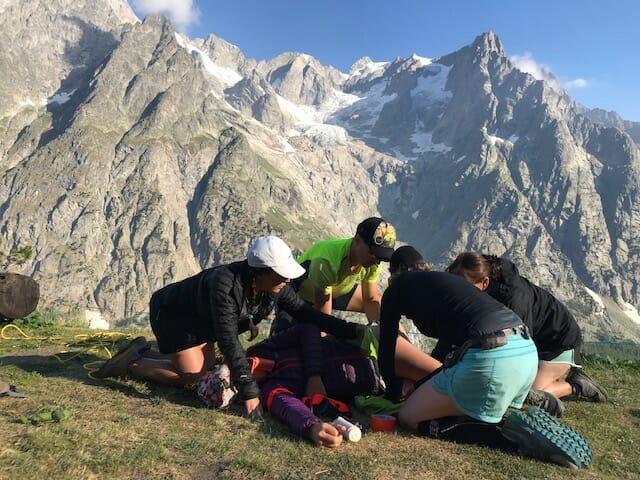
left=566, top=368, right=607, bottom=402
left=93, top=336, right=148, bottom=379
left=502, top=407, right=593, bottom=468
left=525, top=389, right=565, bottom=417
left=0, top=381, right=28, bottom=398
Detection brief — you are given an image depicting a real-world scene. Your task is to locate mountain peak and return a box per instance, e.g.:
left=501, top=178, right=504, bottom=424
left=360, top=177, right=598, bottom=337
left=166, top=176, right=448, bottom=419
left=472, top=31, right=504, bottom=56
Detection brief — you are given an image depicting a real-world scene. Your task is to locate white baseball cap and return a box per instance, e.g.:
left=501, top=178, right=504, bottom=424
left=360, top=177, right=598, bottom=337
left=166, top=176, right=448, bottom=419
left=247, top=236, right=306, bottom=279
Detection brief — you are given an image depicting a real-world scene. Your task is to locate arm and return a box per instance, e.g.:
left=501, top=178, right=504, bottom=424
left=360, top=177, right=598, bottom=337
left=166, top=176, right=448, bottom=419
left=210, top=271, right=259, bottom=401
left=277, top=285, right=359, bottom=340
left=361, top=281, right=381, bottom=323
left=265, top=387, right=322, bottom=437
left=378, top=285, right=404, bottom=400
left=261, top=381, right=341, bottom=447
left=314, top=287, right=333, bottom=315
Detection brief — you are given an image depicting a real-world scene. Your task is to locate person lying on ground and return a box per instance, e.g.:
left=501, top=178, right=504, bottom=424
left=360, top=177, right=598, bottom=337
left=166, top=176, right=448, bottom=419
left=197, top=322, right=436, bottom=447
left=94, top=236, right=359, bottom=419
left=270, top=217, right=396, bottom=334
left=447, top=252, right=606, bottom=413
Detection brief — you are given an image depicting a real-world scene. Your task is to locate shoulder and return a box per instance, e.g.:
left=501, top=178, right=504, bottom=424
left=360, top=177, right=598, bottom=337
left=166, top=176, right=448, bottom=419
left=299, top=238, right=351, bottom=265
left=207, top=261, right=245, bottom=293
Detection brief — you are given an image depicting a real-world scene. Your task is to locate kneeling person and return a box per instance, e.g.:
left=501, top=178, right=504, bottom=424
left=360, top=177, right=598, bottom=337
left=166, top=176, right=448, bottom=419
left=271, top=217, right=396, bottom=334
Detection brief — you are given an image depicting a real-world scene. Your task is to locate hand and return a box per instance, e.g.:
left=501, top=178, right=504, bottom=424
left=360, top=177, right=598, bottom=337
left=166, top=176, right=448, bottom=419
left=309, top=422, right=344, bottom=448
left=244, top=397, right=263, bottom=421
left=305, top=375, right=327, bottom=397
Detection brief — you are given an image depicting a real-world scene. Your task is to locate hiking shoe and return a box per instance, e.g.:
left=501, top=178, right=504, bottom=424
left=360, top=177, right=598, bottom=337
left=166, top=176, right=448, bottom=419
left=566, top=368, right=607, bottom=402
left=525, top=389, right=565, bottom=417
left=501, top=407, right=593, bottom=468
left=0, top=381, right=28, bottom=398
left=93, top=336, right=147, bottom=379
left=197, top=364, right=237, bottom=409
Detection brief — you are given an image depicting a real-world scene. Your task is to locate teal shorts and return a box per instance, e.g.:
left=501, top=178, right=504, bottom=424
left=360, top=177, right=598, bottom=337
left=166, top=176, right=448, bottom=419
left=540, top=349, right=581, bottom=368
left=431, top=334, right=538, bottom=423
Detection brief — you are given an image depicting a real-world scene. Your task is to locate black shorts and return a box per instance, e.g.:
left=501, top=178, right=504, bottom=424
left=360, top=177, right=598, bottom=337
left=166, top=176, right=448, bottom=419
left=149, top=292, right=215, bottom=354
left=331, top=284, right=359, bottom=311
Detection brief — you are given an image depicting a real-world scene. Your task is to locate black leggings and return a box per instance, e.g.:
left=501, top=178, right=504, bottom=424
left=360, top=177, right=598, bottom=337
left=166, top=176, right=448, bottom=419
left=418, top=416, right=518, bottom=452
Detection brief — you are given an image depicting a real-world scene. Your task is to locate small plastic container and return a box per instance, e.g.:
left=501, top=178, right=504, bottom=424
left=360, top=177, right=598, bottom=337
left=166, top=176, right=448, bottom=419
left=370, top=414, right=397, bottom=432
left=332, top=416, right=362, bottom=442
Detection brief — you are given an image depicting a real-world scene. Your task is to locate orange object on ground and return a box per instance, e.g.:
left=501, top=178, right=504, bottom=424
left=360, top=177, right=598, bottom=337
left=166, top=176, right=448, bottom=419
left=370, top=414, right=397, bottom=432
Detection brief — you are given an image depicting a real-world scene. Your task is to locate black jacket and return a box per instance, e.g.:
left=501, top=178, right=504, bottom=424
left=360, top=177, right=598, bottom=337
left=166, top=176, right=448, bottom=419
left=379, top=271, right=523, bottom=399
left=485, top=258, right=582, bottom=361
left=154, top=261, right=358, bottom=400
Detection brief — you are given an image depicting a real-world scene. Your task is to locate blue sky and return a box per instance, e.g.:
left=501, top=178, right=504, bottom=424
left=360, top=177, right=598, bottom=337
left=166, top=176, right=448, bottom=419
left=131, top=1, right=640, bottom=121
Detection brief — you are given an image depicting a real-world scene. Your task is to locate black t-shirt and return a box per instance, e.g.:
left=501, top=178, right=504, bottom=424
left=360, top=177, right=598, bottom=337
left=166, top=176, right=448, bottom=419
left=485, top=258, right=582, bottom=360
left=378, top=271, right=523, bottom=398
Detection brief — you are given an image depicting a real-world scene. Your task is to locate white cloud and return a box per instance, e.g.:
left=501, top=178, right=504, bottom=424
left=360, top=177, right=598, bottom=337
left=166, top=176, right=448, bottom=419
left=510, top=52, right=563, bottom=91
left=509, top=52, right=589, bottom=92
left=564, top=78, right=589, bottom=90
left=133, top=0, right=199, bottom=32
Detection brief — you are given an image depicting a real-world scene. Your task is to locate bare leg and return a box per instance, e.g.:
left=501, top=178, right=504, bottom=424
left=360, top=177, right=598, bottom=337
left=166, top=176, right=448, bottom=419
left=398, top=379, right=463, bottom=430
left=128, top=342, right=215, bottom=387
left=140, top=349, right=169, bottom=360
left=532, top=362, right=572, bottom=399
left=394, top=336, right=442, bottom=382
left=346, top=285, right=409, bottom=337
left=345, top=285, right=364, bottom=312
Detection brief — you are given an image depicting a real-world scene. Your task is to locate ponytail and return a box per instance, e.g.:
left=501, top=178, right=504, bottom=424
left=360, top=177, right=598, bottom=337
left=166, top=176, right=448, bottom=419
left=447, top=252, right=500, bottom=282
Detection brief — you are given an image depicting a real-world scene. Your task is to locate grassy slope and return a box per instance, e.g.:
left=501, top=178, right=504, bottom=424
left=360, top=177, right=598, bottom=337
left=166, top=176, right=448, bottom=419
left=1, top=325, right=639, bottom=480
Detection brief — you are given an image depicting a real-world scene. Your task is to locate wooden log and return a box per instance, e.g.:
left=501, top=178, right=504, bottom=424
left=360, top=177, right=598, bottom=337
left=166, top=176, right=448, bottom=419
left=0, top=272, right=40, bottom=320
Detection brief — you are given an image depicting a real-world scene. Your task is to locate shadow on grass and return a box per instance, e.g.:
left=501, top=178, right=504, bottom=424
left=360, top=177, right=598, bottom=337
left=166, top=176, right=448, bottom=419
left=0, top=353, right=201, bottom=407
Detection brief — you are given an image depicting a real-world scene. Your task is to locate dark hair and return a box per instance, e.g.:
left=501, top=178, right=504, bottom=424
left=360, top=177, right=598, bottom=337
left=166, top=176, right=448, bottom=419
left=446, top=252, right=502, bottom=282
left=246, top=265, right=275, bottom=284
left=389, top=246, right=430, bottom=274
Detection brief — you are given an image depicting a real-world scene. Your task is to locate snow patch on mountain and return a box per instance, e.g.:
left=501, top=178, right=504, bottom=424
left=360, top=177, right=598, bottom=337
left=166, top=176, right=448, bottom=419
left=276, top=90, right=356, bottom=145
left=411, top=64, right=452, bottom=103
left=485, top=129, right=518, bottom=147
left=411, top=54, right=432, bottom=67
left=621, top=301, right=640, bottom=325
left=330, top=81, right=398, bottom=132
left=349, top=57, right=389, bottom=82
left=301, top=124, right=349, bottom=146
left=48, top=89, right=76, bottom=105
left=585, top=287, right=605, bottom=308
left=410, top=131, right=451, bottom=154
left=175, top=33, right=242, bottom=87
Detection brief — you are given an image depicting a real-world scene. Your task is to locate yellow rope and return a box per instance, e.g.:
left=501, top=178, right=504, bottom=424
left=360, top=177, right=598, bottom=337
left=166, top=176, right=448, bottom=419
left=1, top=323, right=135, bottom=376
left=1, top=323, right=60, bottom=341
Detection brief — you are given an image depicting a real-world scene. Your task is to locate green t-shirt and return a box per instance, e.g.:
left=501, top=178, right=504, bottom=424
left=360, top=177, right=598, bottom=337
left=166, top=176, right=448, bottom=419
left=297, top=238, right=381, bottom=303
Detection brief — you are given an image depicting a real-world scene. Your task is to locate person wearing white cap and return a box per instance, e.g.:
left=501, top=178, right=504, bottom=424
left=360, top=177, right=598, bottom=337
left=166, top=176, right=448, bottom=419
left=94, top=236, right=359, bottom=418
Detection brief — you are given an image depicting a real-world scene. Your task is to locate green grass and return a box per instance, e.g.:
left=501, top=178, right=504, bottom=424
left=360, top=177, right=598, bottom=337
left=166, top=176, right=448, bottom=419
left=1, top=323, right=640, bottom=480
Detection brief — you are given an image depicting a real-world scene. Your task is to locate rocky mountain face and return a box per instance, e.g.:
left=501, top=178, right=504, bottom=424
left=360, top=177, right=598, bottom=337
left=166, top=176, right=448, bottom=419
left=1, top=1, right=639, bottom=341
left=581, top=108, right=640, bottom=145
